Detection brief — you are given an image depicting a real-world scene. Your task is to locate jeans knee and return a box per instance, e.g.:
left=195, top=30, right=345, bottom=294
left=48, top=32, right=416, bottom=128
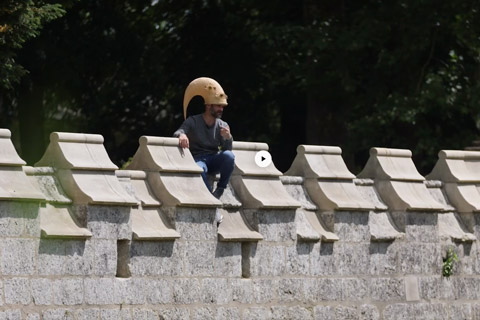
left=222, top=150, right=235, bottom=164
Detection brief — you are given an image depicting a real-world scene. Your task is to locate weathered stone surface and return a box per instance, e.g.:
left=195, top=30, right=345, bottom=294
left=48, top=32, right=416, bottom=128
left=42, top=309, right=75, bottom=320
left=4, top=278, right=30, bottom=305
left=1, top=239, right=36, bottom=275
left=313, top=306, right=335, bottom=320
left=277, top=278, right=304, bottom=303
left=271, top=306, right=313, bottom=320
left=253, top=279, right=276, bottom=304
left=286, top=242, right=312, bottom=275
left=231, top=279, right=253, bottom=304
left=342, top=278, right=369, bottom=301
left=32, top=278, right=52, bottom=306
left=129, top=240, right=183, bottom=276
left=359, top=304, right=380, bottom=320
left=172, top=279, right=201, bottom=304
left=52, top=278, right=83, bottom=305
left=84, top=278, right=115, bottom=305
left=216, top=307, right=241, bottom=320
left=244, top=307, right=272, bottom=320
left=157, top=308, right=190, bottom=320
left=214, top=242, right=242, bottom=277
left=93, top=239, right=117, bottom=276
left=146, top=279, right=172, bottom=304
left=370, top=277, right=404, bottom=301
left=192, top=307, right=215, bottom=320
left=201, top=278, right=231, bottom=304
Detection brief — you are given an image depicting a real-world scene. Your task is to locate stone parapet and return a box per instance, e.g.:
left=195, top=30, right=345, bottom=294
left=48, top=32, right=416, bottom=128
left=127, top=136, right=220, bottom=207
left=0, top=130, right=477, bottom=319
left=286, top=145, right=374, bottom=211
left=358, top=147, right=445, bottom=211
left=230, top=141, right=299, bottom=209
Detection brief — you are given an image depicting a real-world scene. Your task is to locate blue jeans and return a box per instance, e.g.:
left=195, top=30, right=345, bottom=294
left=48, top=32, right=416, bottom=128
left=194, top=150, right=235, bottom=192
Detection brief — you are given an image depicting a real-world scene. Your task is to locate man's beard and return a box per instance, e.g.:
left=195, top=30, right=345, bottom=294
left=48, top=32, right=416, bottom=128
left=210, top=108, right=222, bottom=118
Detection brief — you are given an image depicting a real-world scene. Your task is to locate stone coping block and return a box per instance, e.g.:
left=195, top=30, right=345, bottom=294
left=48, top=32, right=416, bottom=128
left=427, top=150, right=480, bottom=213
left=217, top=209, right=263, bottom=242
left=285, top=145, right=355, bottom=179
left=131, top=207, right=180, bottom=240
left=230, top=141, right=299, bottom=209
left=36, top=132, right=118, bottom=170
left=25, top=167, right=91, bottom=239
left=304, top=179, right=375, bottom=211
left=24, top=167, right=71, bottom=204
left=40, top=204, right=92, bottom=239
left=56, top=169, right=137, bottom=206
left=147, top=172, right=221, bottom=207
left=358, top=147, right=444, bottom=212
left=284, top=145, right=373, bottom=211
left=438, top=212, right=475, bottom=242
left=369, top=211, right=403, bottom=241
left=117, top=170, right=160, bottom=207
left=232, top=141, right=282, bottom=176
left=300, top=209, right=339, bottom=242
left=280, top=176, right=337, bottom=242
left=357, top=147, right=425, bottom=181
left=127, top=136, right=202, bottom=173
left=126, top=136, right=220, bottom=207
left=0, top=167, right=45, bottom=201
left=116, top=170, right=180, bottom=240
left=230, top=176, right=300, bottom=209
left=0, top=128, right=27, bottom=166
left=427, top=150, right=480, bottom=183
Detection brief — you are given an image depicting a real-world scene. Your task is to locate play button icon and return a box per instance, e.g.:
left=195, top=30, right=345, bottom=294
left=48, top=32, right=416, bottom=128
left=255, top=150, right=272, bottom=168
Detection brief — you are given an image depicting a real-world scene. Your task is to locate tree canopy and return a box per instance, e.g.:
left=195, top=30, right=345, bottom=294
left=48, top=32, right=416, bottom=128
left=2, top=0, right=480, bottom=174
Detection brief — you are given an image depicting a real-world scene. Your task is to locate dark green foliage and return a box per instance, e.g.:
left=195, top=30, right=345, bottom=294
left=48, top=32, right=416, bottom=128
left=3, top=0, right=480, bottom=171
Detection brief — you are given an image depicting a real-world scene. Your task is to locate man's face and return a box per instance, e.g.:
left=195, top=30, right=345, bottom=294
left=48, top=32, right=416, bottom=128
left=208, top=104, right=226, bottom=118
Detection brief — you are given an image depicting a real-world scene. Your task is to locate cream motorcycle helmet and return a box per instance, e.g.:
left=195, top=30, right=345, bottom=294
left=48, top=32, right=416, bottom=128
left=183, top=77, right=228, bottom=119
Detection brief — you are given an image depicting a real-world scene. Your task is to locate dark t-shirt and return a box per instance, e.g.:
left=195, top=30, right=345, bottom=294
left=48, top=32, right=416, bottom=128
left=173, top=114, right=233, bottom=157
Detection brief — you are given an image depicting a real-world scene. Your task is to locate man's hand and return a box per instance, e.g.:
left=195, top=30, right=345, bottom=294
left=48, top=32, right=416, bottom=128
left=178, top=133, right=189, bottom=148
left=220, top=125, right=232, bottom=140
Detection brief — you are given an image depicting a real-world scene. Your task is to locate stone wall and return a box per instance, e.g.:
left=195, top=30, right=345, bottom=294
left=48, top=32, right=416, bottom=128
left=0, top=128, right=478, bottom=319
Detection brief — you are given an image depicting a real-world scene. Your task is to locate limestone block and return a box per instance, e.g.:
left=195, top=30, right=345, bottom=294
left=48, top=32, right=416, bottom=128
left=0, top=129, right=27, bottom=166
left=426, top=150, right=480, bottom=213
left=232, top=141, right=282, bottom=176
left=217, top=208, right=263, bottom=241
left=126, top=136, right=220, bottom=206
left=281, top=176, right=338, bottom=242
left=39, top=204, right=92, bottom=239
left=301, top=210, right=338, bottom=242
left=358, top=147, right=444, bottom=211
left=438, top=212, right=476, bottom=242
left=116, top=170, right=180, bottom=240
left=35, top=132, right=117, bottom=170
left=147, top=172, right=220, bottom=207
left=117, top=170, right=159, bottom=206
left=354, top=179, right=388, bottom=211
left=56, top=169, right=137, bottom=205
left=131, top=208, right=180, bottom=240
left=285, top=145, right=373, bottom=211
left=358, top=148, right=425, bottom=181
left=230, top=176, right=299, bottom=209
left=428, top=150, right=480, bottom=182
left=0, top=167, right=44, bottom=201
left=305, top=179, right=374, bottom=211
left=230, top=141, right=299, bottom=209
left=128, top=136, right=202, bottom=173
left=35, top=132, right=136, bottom=206
left=285, top=145, right=355, bottom=179
left=24, top=167, right=70, bottom=204
left=369, top=211, right=403, bottom=241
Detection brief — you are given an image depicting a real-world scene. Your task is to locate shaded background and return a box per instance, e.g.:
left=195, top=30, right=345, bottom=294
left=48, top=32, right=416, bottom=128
left=2, top=0, right=480, bottom=175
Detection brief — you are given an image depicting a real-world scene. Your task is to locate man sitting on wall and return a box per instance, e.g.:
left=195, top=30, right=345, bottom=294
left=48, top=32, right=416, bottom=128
left=173, top=77, right=235, bottom=199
